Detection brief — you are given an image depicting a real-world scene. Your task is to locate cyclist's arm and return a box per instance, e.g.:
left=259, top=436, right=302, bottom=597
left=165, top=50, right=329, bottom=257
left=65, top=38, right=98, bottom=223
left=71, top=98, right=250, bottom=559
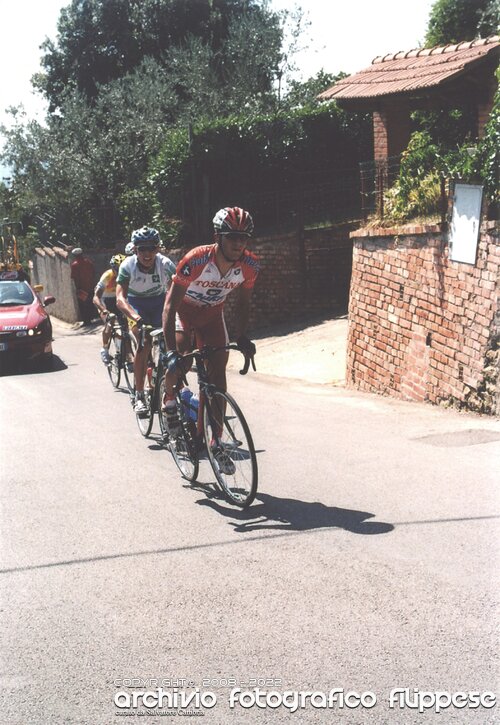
left=116, top=281, right=141, bottom=323
left=92, top=284, right=107, bottom=316
left=162, top=282, right=187, bottom=351
left=234, top=285, right=253, bottom=338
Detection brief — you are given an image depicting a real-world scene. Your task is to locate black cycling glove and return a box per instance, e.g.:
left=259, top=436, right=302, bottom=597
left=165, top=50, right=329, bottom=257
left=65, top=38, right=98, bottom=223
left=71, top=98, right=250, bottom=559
left=236, top=335, right=256, bottom=357
left=162, top=350, right=182, bottom=374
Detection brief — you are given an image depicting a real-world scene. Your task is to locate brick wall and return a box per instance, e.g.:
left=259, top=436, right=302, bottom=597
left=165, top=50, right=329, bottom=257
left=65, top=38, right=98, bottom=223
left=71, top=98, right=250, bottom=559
left=347, top=221, right=499, bottom=414
left=222, top=223, right=357, bottom=335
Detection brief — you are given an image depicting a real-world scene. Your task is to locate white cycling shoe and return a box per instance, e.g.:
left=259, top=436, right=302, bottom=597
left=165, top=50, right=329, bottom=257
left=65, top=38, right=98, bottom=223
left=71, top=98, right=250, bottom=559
left=213, top=446, right=236, bottom=476
left=134, top=395, right=148, bottom=417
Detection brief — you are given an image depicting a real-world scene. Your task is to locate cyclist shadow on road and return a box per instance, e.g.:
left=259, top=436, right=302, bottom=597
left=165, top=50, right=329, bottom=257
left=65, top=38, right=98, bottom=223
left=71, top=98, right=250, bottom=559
left=197, top=492, right=394, bottom=535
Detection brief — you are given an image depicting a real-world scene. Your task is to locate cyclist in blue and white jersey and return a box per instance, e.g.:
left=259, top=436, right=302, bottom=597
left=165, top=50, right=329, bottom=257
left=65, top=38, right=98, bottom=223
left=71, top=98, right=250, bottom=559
left=116, top=226, right=176, bottom=415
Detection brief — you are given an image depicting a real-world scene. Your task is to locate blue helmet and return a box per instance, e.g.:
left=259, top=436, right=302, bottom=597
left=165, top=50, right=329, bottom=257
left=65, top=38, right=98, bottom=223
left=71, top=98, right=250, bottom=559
left=131, top=226, right=160, bottom=246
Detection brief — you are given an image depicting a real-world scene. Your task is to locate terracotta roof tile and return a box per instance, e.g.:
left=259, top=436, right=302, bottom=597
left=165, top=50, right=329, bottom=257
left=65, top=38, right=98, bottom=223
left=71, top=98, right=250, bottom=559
left=318, top=35, right=499, bottom=101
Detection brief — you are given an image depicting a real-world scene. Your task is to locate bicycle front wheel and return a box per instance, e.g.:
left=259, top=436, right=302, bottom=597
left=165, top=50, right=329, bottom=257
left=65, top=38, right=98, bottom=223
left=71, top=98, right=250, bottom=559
left=107, top=336, right=121, bottom=388
left=203, top=390, right=258, bottom=507
left=136, top=388, right=154, bottom=437
left=159, top=380, right=199, bottom=482
left=122, top=332, right=137, bottom=394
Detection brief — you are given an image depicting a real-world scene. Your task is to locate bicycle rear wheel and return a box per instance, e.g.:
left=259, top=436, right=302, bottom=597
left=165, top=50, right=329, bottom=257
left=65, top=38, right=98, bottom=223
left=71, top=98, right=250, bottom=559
left=159, top=380, right=199, bottom=482
left=136, top=387, right=154, bottom=437
left=122, top=332, right=137, bottom=393
left=203, top=389, right=258, bottom=507
left=107, top=335, right=121, bottom=388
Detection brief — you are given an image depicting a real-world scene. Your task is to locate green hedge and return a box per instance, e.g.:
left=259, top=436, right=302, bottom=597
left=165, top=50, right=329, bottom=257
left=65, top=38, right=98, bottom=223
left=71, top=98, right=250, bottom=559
left=147, top=103, right=372, bottom=233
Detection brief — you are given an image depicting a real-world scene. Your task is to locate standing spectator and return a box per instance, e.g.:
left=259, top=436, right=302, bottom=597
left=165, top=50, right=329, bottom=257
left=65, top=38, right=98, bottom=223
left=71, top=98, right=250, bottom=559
left=70, top=247, right=96, bottom=324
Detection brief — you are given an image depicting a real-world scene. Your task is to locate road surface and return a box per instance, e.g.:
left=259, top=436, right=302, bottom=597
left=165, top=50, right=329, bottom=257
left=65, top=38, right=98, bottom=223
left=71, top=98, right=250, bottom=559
left=1, top=320, right=499, bottom=724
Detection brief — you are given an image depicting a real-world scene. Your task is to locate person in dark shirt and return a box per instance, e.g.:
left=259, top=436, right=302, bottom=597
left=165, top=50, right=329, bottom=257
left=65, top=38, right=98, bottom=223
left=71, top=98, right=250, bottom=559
left=70, top=247, right=96, bottom=324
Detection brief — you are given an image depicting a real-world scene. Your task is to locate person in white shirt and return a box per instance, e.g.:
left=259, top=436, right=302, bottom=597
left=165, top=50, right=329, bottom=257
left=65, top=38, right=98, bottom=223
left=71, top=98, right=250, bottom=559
left=116, top=226, right=176, bottom=415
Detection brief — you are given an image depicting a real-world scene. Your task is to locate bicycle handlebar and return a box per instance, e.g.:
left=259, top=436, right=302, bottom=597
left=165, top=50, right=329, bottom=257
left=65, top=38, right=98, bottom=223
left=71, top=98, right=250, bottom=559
left=178, top=342, right=256, bottom=376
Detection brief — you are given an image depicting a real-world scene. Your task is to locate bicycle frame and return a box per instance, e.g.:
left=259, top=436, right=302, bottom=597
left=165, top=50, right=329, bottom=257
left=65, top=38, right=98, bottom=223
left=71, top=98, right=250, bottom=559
left=165, top=342, right=258, bottom=506
left=177, top=343, right=254, bottom=442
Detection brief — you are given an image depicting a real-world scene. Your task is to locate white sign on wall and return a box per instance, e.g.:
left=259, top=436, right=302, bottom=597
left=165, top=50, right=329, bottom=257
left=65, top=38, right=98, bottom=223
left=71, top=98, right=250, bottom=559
left=449, top=183, right=483, bottom=264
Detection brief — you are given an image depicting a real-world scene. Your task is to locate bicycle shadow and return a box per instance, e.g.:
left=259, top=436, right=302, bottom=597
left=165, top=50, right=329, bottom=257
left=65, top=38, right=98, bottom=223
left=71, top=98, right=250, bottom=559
left=196, top=492, right=394, bottom=535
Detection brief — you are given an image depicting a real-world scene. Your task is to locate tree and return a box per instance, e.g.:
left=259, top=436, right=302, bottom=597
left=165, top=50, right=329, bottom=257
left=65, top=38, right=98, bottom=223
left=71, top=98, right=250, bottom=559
left=281, top=71, right=348, bottom=110
left=3, top=0, right=300, bottom=241
left=425, top=0, right=499, bottom=46
left=34, top=0, right=285, bottom=112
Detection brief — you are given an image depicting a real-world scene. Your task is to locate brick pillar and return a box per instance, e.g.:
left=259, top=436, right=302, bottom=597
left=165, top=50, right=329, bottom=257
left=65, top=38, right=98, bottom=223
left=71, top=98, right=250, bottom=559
left=372, top=103, right=411, bottom=161
left=373, top=111, right=389, bottom=162
left=477, top=80, right=496, bottom=138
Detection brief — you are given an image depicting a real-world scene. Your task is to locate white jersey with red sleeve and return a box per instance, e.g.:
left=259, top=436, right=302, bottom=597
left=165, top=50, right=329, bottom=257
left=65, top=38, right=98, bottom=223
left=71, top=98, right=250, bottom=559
left=173, top=244, right=259, bottom=308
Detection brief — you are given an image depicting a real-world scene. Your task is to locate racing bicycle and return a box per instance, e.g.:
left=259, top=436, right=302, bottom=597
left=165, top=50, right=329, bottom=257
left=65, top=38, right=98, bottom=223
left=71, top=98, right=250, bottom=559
left=161, top=344, right=258, bottom=508
left=133, top=325, right=165, bottom=437
left=131, top=327, right=258, bottom=507
left=105, top=313, right=136, bottom=393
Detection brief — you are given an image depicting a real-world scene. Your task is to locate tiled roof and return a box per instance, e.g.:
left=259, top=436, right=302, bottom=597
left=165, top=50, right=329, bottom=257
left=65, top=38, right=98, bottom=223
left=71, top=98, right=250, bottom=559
left=318, top=36, right=499, bottom=101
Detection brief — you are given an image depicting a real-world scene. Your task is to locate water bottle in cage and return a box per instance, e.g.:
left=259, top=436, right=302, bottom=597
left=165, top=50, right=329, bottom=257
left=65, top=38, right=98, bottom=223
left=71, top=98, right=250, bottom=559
left=180, top=388, right=198, bottom=421
left=190, top=394, right=199, bottom=422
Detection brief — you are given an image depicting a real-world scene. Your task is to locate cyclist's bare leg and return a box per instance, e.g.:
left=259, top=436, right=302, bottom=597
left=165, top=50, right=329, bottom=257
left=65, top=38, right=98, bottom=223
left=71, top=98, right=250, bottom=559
left=206, top=349, right=229, bottom=438
left=133, top=327, right=151, bottom=394
left=207, top=349, right=229, bottom=392
left=102, top=319, right=112, bottom=349
left=163, top=330, right=192, bottom=397
left=119, top=321, right=133, bottom=363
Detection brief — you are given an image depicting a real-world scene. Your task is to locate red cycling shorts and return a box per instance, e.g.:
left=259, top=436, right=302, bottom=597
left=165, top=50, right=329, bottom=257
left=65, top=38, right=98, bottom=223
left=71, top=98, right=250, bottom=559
left=175, top=301, right=229, bottom=349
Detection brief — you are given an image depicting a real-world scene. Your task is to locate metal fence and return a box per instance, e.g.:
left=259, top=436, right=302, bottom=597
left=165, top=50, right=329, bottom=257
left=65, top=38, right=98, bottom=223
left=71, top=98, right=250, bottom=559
left=51, top=165, right=365, bottom=245
left=359, top=155, right=402, bottom=220
left=196, top=166, right=363, bottom=239
left=359, top=155, right=449, bottom=223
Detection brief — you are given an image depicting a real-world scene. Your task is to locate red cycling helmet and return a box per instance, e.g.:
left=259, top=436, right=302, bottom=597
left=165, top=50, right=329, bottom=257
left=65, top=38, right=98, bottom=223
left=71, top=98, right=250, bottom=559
left=213, top=207, right=254, bottom=236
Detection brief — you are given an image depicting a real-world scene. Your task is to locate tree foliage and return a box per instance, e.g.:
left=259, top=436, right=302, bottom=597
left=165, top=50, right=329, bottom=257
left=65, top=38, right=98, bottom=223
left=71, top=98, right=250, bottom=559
left=2, top=0, right=303, bottom=242
left=34, top=0, right=285, bottom=112
left=425, top=0, right=498, bottom=46
left=281, top=71, right=348, bottom=110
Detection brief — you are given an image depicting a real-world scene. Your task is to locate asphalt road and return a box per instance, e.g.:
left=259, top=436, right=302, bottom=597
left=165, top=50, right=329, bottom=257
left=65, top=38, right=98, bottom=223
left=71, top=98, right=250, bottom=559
left=1, top=321, right=499, bottom=724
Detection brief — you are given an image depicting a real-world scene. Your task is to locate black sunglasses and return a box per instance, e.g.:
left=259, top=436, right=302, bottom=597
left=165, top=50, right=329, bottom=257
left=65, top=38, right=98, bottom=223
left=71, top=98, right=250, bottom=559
left=220, top=232, right=251, bottom=240
left=136, top=245, right=158, bottom=252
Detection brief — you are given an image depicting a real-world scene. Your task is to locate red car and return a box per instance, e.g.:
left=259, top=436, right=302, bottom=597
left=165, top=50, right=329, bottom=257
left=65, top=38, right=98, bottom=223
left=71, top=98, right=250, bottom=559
left=0, top=270, right=56, bottom=371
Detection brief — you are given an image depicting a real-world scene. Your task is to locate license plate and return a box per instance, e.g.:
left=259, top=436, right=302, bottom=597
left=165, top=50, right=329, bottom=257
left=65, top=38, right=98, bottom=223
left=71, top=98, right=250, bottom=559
left=0, top=342, right=8, bottom=351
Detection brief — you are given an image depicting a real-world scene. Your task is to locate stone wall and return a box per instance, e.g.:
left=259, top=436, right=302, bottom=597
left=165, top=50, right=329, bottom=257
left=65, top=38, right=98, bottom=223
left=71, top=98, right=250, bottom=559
left=31, top=247, right=79, bottom=323
left=31, top=246, right=140, bottom=324
left=346, top=220, right=499, bottom=414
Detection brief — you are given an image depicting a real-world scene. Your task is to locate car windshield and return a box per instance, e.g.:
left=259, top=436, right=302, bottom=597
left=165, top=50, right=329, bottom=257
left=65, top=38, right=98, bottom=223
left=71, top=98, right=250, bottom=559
left=0, top=280, right=35, bottom=306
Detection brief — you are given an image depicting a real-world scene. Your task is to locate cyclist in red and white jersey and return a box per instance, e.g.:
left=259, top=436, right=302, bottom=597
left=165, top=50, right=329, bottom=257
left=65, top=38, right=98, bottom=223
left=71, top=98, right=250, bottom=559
left=162, top=207, right=259, bottom=437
